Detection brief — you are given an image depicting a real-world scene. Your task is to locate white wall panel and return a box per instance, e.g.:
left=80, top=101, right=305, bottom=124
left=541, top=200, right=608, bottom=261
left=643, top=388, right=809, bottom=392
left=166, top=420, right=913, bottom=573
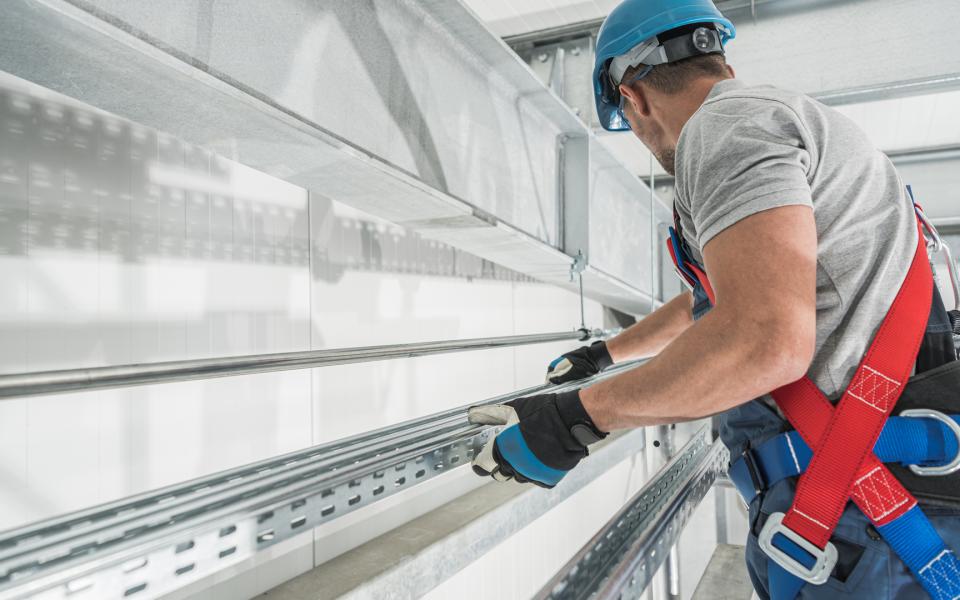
left=589, top=137, right=655, bottom=293
left=0, top=70, right=617, bottom=598
left=0, top=72, right=315, bottom=530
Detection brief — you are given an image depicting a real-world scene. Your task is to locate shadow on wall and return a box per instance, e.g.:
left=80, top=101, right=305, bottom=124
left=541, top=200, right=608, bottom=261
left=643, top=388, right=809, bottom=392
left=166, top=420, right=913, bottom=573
left=0, top=84, right=529, bottom=284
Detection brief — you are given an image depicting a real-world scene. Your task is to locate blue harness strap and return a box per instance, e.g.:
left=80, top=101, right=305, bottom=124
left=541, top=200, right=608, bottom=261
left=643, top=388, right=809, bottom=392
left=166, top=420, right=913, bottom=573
left=880, top=507, right=960, bottom=599
left=731, top=418, right=960, bottom=599
left=767, top=509, right=960, bottom=600
left=730, top=415, right=960, bottom=505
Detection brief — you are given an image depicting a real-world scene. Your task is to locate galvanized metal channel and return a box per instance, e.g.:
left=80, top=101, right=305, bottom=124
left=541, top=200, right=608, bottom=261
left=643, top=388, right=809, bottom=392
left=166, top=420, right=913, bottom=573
left=0, top=362, right=642, bottom=600
left=537, top=427, right=729, bottom=600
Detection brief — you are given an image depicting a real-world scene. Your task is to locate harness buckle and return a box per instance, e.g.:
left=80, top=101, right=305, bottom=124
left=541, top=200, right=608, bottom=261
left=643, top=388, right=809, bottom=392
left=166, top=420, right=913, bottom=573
left=758, top=512, right=838, bottom=585
left=741, top=448, right=765, bottom=498
left=901, top=409, right=960, bottom=476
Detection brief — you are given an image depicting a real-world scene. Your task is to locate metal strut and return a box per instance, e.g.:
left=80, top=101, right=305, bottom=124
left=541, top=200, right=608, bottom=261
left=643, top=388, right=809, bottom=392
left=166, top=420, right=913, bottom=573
left=536, top=428, right=728, bottom=600
left=0, top=362, right=645, bottom=600
left=0, top=329, right=609, bottom=401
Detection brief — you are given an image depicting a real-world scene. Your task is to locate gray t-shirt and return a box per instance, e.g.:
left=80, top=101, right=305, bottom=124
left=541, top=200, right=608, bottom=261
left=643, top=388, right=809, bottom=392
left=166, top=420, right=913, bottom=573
left=674, top=78, right=917, bottom=400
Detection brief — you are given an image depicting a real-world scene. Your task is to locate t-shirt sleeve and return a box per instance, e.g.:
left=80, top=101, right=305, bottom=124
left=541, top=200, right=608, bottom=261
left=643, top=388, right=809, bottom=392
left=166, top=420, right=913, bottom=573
left=678, top=100, right=814, bottom=249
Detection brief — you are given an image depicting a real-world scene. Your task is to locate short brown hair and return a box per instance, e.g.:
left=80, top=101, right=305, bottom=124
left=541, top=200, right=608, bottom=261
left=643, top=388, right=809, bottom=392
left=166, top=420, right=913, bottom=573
left=623, top=53, right=729, bottom=95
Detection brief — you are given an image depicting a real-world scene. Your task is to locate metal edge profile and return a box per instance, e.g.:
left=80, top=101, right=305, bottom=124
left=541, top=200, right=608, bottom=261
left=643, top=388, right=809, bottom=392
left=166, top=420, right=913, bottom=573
left=0, top=329, right=601, bottom=400
left=0, top=362, right=643, bottom=600
left=536, top=427, right=729, bottom=600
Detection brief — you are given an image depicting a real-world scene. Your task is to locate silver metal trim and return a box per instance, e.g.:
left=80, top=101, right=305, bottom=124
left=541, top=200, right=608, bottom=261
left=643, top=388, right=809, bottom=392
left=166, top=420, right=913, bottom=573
left=0, top=362, right=642, bottom=600
left=757, top=512, right=838, bottom=585
left=0, top=329, right=605, bottom=400
left=536, top=427, right=728, bottom=600
left=902, top=409, right=960, bottom=476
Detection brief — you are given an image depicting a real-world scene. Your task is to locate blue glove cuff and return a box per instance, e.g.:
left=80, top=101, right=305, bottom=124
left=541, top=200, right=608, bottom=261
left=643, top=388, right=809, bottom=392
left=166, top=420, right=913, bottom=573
left=495, top=424, right=568, bottom=487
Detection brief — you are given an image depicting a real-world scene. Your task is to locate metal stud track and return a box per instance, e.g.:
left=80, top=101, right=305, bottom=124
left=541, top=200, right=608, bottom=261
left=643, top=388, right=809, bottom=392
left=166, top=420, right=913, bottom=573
left=0, top=363, right=641, bottom=600
left=537, top=427, right=729, bottom=600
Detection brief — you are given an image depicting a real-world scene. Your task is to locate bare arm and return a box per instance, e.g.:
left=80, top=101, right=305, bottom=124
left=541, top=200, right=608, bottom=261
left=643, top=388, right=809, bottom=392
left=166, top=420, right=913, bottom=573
left=580, top=205, right=818, bottom=432
left=606, top=291, right=695, bottom=362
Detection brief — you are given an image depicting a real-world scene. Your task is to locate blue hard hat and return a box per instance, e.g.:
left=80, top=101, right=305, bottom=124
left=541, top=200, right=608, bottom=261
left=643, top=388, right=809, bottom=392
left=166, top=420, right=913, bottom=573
left=593, top=0, right=736, bottom=131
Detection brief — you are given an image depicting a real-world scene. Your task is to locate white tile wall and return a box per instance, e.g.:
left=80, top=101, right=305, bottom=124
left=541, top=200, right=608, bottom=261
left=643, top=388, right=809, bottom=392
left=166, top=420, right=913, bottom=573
left=0, top=71, right=631, bottom=599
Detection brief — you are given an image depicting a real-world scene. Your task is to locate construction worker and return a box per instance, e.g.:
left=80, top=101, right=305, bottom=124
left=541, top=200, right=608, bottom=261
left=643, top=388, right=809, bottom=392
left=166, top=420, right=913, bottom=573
left=469, top=0, right=960, bottom=598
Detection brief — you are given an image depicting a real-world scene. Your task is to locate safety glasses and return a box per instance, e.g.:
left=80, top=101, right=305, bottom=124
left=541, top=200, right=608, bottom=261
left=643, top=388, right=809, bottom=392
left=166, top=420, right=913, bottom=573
left=612, top=64, right=654, bottom=128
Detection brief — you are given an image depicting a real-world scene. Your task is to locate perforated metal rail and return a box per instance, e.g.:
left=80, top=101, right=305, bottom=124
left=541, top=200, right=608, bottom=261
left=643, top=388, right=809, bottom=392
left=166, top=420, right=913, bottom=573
left=537, top=427, right=729, bottom=600
left=0, top=362, right=641, bottom=600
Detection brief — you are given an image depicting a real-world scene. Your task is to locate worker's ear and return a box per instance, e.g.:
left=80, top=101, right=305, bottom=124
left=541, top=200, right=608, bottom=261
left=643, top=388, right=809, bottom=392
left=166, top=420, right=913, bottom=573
left=619, top=82, right=650, bottom=118
left=726, top=64, right=736, bottom=78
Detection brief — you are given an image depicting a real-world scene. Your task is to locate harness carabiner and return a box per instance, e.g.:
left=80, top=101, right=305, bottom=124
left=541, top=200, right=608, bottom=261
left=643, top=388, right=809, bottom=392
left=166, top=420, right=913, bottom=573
left=901, top=409, right=960, bottom=476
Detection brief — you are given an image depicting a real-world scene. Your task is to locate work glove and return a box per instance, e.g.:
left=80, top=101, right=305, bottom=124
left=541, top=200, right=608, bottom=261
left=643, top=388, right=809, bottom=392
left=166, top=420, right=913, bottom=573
left=545, top=340, right=613, bottom=384
left=468, top=390, right=607, bottom=488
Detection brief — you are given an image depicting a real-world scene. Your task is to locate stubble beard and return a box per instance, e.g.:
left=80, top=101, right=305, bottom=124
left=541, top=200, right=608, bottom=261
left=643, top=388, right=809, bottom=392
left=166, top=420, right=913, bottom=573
left=654, top=147, right=677, bottom=176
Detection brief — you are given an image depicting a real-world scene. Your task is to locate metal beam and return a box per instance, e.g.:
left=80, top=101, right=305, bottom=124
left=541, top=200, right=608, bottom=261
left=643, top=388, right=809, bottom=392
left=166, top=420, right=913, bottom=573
left=503, top=0, right=780, bottom=48
left=512, top=1, right=960, bottom=128
left=0, top=329, right=601, bottom=400
left=0, top=362, right=642, bottom=600
left=885, top=143, right=960, bottom=165
left=813, top=74, right=960, bottom=107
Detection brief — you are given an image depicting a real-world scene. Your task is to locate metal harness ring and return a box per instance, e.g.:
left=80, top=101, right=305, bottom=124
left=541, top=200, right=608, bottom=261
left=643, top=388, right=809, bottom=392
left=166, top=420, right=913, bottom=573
left=901, top=409, right=960, bottom=476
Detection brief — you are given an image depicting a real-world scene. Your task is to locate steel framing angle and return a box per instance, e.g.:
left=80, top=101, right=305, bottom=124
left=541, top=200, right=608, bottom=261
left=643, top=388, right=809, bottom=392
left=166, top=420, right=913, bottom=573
left=536, top=427, right=729, bottom=600
left=0, top=362, right=643, bottom=600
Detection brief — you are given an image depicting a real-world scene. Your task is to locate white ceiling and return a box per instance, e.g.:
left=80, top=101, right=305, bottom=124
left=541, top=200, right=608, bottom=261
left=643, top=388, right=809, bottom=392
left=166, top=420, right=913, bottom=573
left=833, top=90, right=960, bottom=153
left=461, top=0, right=618, bottom=37
left=462, top=0, right=960, bottom=179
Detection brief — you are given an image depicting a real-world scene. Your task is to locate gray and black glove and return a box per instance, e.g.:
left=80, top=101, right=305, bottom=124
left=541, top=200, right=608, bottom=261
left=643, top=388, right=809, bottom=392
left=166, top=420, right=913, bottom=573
left=545, top=341, right=613, bottom=384
left=468, top=390, right=606, bottom=488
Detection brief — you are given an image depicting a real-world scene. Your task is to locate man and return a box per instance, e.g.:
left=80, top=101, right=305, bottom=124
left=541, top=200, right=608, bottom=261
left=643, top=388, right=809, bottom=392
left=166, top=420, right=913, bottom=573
left=469, top=1, right=960, bottom=598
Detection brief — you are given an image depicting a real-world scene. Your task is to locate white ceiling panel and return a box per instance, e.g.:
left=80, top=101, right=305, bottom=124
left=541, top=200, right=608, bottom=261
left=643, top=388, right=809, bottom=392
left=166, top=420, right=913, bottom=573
left=833, top=90, right=960, bottom=153
left=461, top=0, right=612, bottom=37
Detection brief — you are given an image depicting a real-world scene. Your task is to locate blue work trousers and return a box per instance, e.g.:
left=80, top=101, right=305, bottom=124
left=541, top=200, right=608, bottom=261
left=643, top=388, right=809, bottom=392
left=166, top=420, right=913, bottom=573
left=744, top=477, right=960, bottom=599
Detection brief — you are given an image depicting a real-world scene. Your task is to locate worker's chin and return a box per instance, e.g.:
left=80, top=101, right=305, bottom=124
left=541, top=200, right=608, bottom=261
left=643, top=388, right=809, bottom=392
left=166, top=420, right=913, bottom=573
left=654, top=148, right=676, bottom=176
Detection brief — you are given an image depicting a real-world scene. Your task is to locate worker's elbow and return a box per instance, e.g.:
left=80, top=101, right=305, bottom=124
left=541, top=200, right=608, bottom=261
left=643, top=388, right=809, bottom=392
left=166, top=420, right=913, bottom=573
left=758, top=322, right=815, bottom=387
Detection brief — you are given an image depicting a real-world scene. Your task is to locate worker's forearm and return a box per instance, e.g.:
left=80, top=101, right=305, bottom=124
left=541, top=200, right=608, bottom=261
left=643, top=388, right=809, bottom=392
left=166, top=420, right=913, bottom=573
left=580, top=304, right=809, bottom=432
left=605, top=291, right=694, bottom=362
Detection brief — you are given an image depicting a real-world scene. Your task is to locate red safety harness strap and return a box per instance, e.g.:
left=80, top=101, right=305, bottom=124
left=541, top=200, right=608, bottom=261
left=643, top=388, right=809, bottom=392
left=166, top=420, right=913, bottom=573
left=775, top=230, right=931, bottom=547
left=772, top=378, right=916, bottom=528
left=667, top=212, right=960, bottom=595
